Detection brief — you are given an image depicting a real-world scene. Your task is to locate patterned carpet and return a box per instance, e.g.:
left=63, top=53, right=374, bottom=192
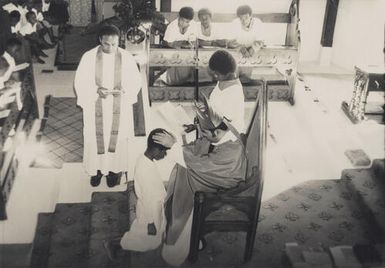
left=34, top=96, right=83, bottom=168
left=28, top=160, right=385, bottom=268
left=55, top=27, right=98, bottom=70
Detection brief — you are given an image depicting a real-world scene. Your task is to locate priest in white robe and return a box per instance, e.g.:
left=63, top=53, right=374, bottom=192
left=74, top=25, right=141, bottom=187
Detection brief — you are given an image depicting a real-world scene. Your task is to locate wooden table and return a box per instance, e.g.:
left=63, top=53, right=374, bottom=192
left=342, top=65, right=385, bottom=123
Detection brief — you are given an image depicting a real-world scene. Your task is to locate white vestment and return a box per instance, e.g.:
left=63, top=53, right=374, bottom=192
left=19, top=22, right=37, bottom=36
left=74, top=46, right=141, bottom=176
left=197, top=23, right=223, bottom=41
left=210, top=79, right=245, bottom=133
left=231, top=17, right=264, bottom=47
left=2, top=52, right=16, bottom=83
left=120, top=154, right=167, bottom=251
left=3, top=3, right=28, bottom=26
left=163, top=19, right=197, bottom=43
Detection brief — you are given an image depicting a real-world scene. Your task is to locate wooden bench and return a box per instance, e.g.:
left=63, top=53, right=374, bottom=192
left=146, top=0, right=300, bottom=104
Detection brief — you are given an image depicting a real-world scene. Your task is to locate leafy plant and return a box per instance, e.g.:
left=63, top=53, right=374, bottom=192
left=113, top=0, right=155, bottom=29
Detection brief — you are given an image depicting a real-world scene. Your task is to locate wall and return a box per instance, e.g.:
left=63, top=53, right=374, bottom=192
left=172, top=0, right=327, bottom=61
left=332, top=0, right=385, bottom=69
left=297, top=0, right=327, bottom=62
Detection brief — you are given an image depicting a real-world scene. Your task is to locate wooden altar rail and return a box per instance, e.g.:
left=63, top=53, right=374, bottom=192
left=148, top=0, right=300, bottom=104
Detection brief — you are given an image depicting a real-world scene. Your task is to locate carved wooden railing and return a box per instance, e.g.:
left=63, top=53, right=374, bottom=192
left=147, top=0, right=301, bottom=104
left=341, top=65, right=385, bottom=123
left=0, top=65, right=38, bottom=220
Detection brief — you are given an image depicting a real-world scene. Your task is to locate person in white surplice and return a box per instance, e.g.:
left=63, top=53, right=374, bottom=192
left=103, top=128, right=170, bottom=259
left=74, top=25, right=141, bottom=187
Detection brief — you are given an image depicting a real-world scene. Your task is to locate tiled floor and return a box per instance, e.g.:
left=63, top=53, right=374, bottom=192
left=1, top=45, right=384, bottom=244
left=36, top=97, right=83, bottom=168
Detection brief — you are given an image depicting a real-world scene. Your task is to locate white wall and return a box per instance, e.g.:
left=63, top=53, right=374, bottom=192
left=332, top=0, right=385, bottom=69
left=172, top=0, right=327, bottom=61
left=298, top=0, right=327, bottom=62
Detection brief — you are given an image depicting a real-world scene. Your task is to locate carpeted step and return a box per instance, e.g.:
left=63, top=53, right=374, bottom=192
left=373, top=159, right=385, bottom=184
left=0, top=243, right=32, bottom=268
left=87, top=182, right=136, bottom=268
left=29, top=213, right=54, bottom=268
left=339, top=163, right=385, bottom=243
left=46, top=203, right=92, bottom=268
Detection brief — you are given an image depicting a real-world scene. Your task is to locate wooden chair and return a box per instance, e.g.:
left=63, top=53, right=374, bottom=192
left=188, top=79, right=268, bottom=263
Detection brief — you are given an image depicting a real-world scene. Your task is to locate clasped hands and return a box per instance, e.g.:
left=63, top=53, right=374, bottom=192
left=97, top=87, right=124, bottom=98
left=239, top=41, right=264, bottom=58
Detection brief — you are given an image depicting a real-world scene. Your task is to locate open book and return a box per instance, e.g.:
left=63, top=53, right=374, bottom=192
left=155, top=102, right=195, bottom=142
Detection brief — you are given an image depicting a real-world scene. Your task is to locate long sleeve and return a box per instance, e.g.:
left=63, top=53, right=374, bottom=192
left=74, top=51, right=98, bottom=108
left=121, top=50, right=142, bottom=105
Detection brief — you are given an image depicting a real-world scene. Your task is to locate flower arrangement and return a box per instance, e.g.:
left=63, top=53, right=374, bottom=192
left=113, top=0, right=155, bottom=29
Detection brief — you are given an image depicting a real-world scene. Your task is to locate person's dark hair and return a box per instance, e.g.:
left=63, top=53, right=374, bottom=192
left=98, top=24, right=120, bottom=39
left=198, top=8, right=212, bottom=19
left=236, top=5, right=252, bottom=17
left=5, top=37, right=22, bottom=49
left=209, top=50, right=237, bottom=75
left=0, top=56, right=10, bottom=72
left=9, top=10, right=21, bottom=21
left=147, top=128, right=170, bottom=150
left=25, top=10, right=36, bottom=20
left=179, top=7, right=194, bottom=20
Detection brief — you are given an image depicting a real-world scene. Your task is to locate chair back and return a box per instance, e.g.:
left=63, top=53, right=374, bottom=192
left=222, top=79, right=268, bottom=196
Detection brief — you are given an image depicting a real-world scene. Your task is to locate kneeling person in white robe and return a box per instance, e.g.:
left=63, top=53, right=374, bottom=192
left=103, top=128, right=170, bottom=260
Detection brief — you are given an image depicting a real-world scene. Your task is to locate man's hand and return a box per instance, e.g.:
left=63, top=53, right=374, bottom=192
left=226, top=39, right=239, bottom=49
left=147, top=223, right=157, bottom=236
left=212, top=39, right=227, bottom=48
left=97, top=87, right=109, bottom=99
left=240, top=46, right=251, bottom=58
left=152, top=131, right=176, bottom=148
left=183, top=124, right=196, bottom=133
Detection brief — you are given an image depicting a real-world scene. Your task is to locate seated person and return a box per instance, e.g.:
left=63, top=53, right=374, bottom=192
left=2, top=0, right=28, bottom=24
left=228, top=5, right=264, bottom=56
left=156, top=7, right=196, bottom=86
left=23, top=0, right=57, bottom=44
left=9, top=10, right=22, bottom=34
left=196, top=8, right=226, bottom=47
left=162, top=6, right=196, bottom=49
left=154, top=96, right=247, bottom=266
left=39, top=0, right=70, bottom=33
left=20, top=11, right=54, bottom=63
left=184, top=50, right=245, bottom=134
left=228, top=5, right=265, bottom=82
left=0, top=56, right=22, bottom=110
left=0, top=57, right=10, bottom=89
left=103, top=128, right=170, bottom=260
left=2, top=37, right=25, bottom=83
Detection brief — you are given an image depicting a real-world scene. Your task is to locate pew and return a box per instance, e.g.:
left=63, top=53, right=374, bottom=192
left=147, top=0, right=300, bottom=104
left=0, top=42, right=38, bottom=220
